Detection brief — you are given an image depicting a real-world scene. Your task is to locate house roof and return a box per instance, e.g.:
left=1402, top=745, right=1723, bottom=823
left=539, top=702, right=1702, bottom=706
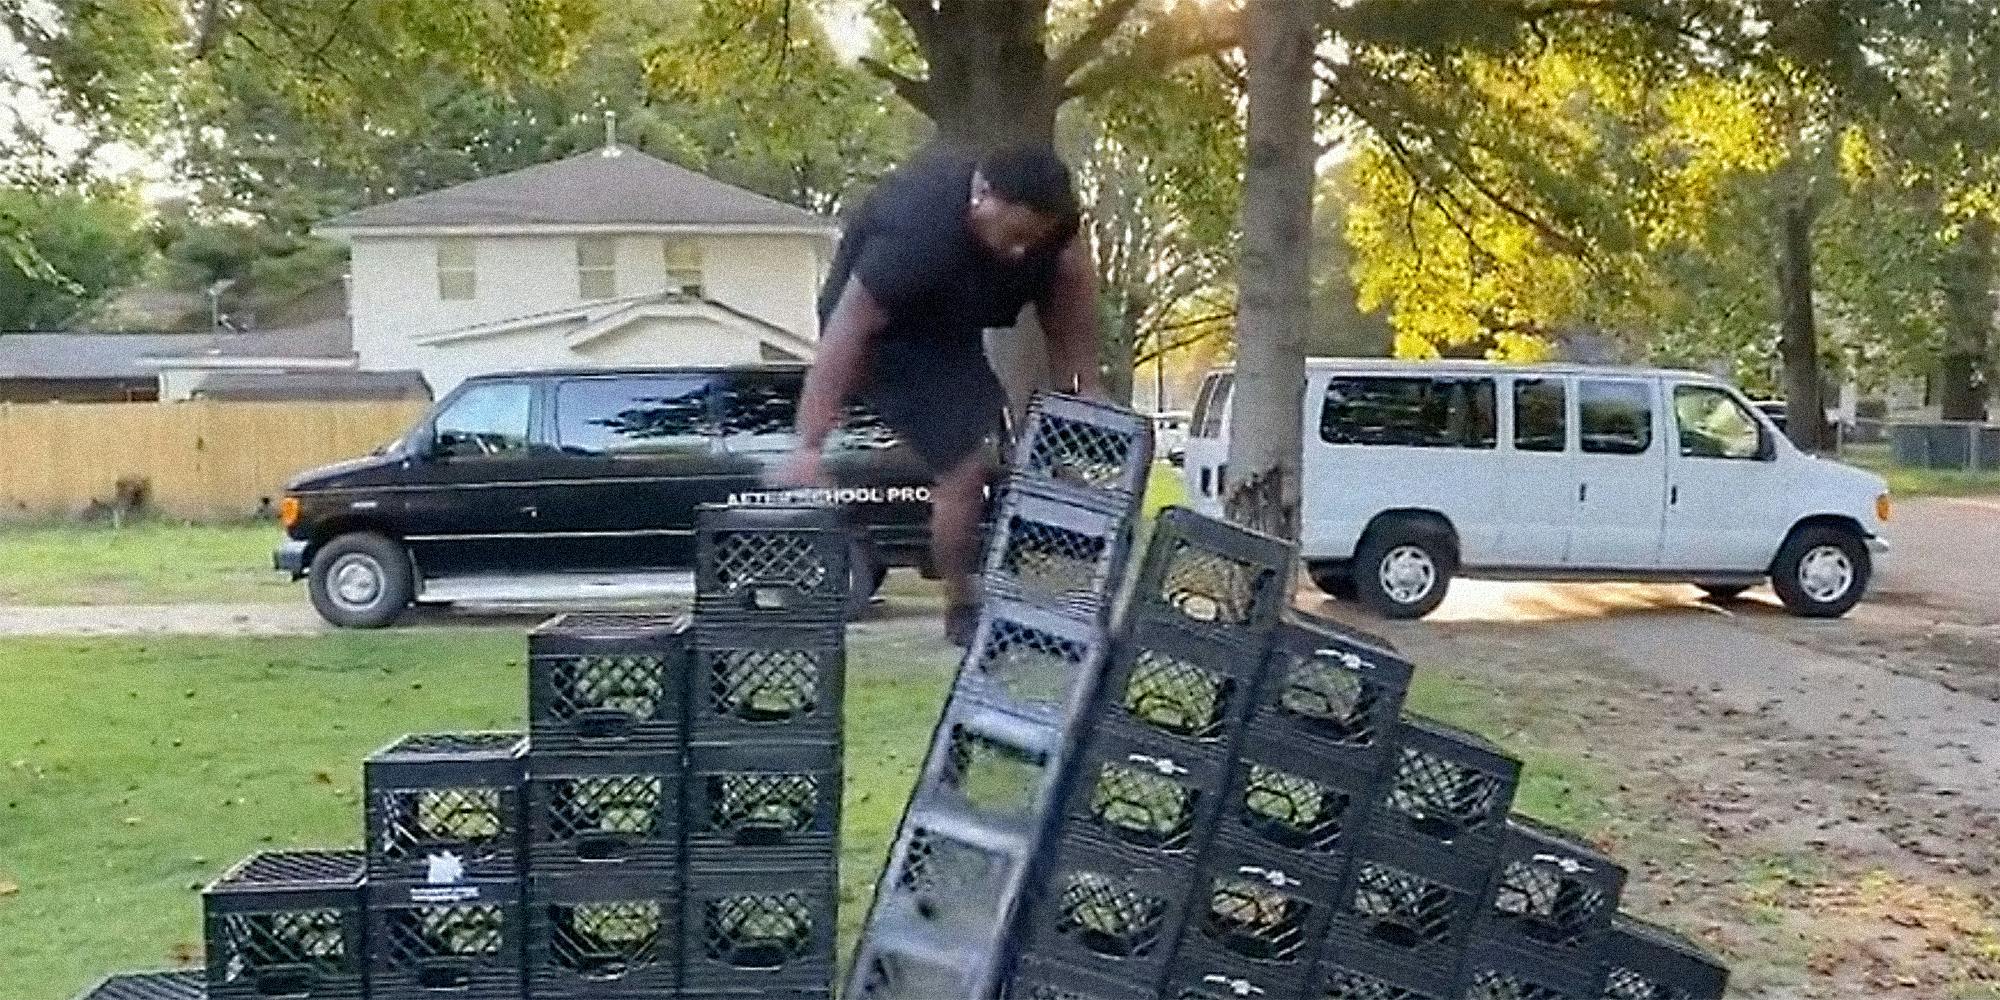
left=413, top=291, right=816, bottom=357
left=187, top=369, right=431, bottom=402
left=145, top=315, right=355, bottom=363
left=318, top=145, right=832, bottom=234
left=0, top=333, right=215, bottom=380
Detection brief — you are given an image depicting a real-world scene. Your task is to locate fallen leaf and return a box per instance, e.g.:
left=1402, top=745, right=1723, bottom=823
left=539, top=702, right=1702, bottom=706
left=0, top=881, right=19, bottom=897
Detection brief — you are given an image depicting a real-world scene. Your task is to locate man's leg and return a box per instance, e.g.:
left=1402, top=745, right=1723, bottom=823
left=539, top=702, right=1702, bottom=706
left=931, top=450, right=989, bottom=636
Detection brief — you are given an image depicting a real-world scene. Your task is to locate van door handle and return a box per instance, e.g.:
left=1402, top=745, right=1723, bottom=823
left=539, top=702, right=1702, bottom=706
left=1577, top=483, right=1587, bottom=503
left=519, top=505, right=538, bottom=518
left=1670, top=484, right=1679, bottom=506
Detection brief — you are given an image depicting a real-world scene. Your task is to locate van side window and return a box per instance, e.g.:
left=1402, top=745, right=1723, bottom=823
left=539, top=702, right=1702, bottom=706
left=556, top=377, right=712, bottom=455
left=1578, top=380, right=1654, bottom=455
left=1512, top=378, right=1567, bottom=452
left=1320, top=376, right=1497, bottom=449
left=835, top=401, right=901, bottom=452
left=1674, top=384, right=1764, bottom=460
left=718, top=371, right=802, bottom=453
left=1191, top=373, right=1233, bottom=438
left=434, top=382, right=533, bottom=458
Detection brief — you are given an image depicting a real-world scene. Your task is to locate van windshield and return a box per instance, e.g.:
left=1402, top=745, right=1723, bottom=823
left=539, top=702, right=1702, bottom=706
left=1191, top=373, right=1233, bottom=439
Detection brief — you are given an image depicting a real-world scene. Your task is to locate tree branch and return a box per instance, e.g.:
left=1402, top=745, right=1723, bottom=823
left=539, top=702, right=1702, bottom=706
left=1064, top=7, right=1241, bottom=100
left=1050, top=0, right=1141, bottom=83
left=859, top=57, right=934, bottom=115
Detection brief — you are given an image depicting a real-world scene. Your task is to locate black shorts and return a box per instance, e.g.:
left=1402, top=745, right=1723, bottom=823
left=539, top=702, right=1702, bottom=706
left=862, top=337, right=1005, bottom=475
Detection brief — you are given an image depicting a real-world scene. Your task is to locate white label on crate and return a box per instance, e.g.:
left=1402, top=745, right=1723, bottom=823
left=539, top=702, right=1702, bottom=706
left=409, top=886, right=483, bottom=904
left=426, top=851, right=466, bottom=885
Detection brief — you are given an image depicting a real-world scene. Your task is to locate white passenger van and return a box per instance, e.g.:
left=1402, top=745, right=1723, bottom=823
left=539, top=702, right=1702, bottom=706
left=1183, top=360, right=1891, bottom=619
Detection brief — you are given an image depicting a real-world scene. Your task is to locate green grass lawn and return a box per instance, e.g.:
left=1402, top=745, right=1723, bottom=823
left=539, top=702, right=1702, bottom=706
left=0, top=522, right=291, bottom=606
left=1839, top=442, right=2000, bottom=497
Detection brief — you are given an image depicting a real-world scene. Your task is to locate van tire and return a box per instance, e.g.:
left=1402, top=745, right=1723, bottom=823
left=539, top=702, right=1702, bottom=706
left=1771, top=524, right=1869, bottom=618
left=1352, top=519, right=1454, bottom=620
left=308, top=532, right=413, bottom=628
left=846, top=538, right=886, bottom=617
left=1307, top=561, right=1359, bottom=601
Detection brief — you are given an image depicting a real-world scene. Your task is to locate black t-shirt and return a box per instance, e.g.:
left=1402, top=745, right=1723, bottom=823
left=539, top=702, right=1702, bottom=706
left=818, top=148, right=1066, bottom=352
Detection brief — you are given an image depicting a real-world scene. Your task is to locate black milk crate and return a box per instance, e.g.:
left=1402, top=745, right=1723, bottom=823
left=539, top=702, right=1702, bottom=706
left=1600, top=915, right=1729, bottom=1000
left=1325, top=851, right=1485, bottom=973
left=1217, top=731, right=1379, bottom=880
left=684, top=741, right=840, bottom=870
left=1098, top=615, right=1264, bottom=762
left=852, top=940, right=998, bottom=1000
left=1013, top=843, right=1188, bottom=987
left=955, top=598, right=1115, bottom=726
left=528, top=613, right=689, bottom=754
left=526, top=751, right=680, bottom=879
left=1158, top=966, right=1292, bottom=1000
left=368, top=880, right=524, bottom=1000
left=689, top=621, right=844, bottom=745
left=694, top=503, right=851, bottom=618
left=1130, top=509, right=1291, bottom=643
left=525, top=872, right=680, bottom=1000
left=1006, top=954, right=1159, bottom=1000
left=1303, top=945, right=1456, bottom=1000
left=365, top=732, right=529, bottom=887
left=72, top=971, right=205, bottom=1000
left=1011, top=392, right=1155, bottom=505
left=1456, top=935, right=1608, bottom=1000
left=1253, top=612, right=1414, bottom=779
left=681, top=866, right=838, bottom=996
left=981, top=484, right=1137, bottom=620
left=1052, top=718, right=1231, bottom=872
left=911, top=705, right=1065, bottom=831
left=1166, top=853, right=1336, bottom=1000
left=202, top=849, right=365, bottom=1000
left=1372, top=715, right=1521, bottom=864
left=1480, top=816, right=1626, bottom=955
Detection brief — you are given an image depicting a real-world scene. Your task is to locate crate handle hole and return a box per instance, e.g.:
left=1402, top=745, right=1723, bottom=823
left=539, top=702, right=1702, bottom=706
left=580, top=956, right=633, bottom=981
left=576, top=710, right=636, bottom=739
left=252, top=966, right=313, bottom=997
left=417, top=959, right=474, bottom=990
left=576, top=833, right=634, bottom=861
left=735, top=824, right=785, bottom=847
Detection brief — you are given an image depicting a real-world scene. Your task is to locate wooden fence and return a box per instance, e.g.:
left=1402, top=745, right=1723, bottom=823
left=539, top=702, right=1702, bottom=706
left=0, top=400, right=430, bottom=521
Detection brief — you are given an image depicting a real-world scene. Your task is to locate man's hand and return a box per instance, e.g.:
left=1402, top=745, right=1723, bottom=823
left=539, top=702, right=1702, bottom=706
left=766, top=447, right=833, bottom=489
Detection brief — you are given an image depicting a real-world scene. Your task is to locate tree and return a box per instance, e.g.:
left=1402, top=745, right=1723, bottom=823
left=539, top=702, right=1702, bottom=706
left=0, top=188, right=148, bottom=330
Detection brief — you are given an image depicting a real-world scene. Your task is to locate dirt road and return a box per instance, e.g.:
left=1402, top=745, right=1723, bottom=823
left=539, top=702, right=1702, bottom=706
left=1877, top=495, right=2000, bottom=619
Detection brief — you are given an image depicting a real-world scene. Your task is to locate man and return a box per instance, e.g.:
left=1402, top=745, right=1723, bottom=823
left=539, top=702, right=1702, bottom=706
left=772, top=144, right=1103, bottom=645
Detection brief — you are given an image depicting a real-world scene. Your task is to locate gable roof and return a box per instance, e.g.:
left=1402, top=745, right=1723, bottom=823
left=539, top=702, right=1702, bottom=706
left=144, top=315, right=355, bottom=364
left=0, top=333, right=213, bottom=380
left=318, top=145, right=832, bottom=235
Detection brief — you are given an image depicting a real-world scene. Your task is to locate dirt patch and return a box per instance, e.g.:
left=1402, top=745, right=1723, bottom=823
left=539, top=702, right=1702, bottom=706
left=1759, top=615, right=2000, bottom=705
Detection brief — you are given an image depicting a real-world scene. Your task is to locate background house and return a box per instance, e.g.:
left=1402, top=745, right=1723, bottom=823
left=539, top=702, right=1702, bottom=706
left=0, top=333, right=211, bottom=402
left=317, top=143, right=835, bottom=395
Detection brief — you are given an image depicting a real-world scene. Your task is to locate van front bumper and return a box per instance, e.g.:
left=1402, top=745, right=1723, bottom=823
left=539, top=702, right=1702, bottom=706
left=274, top=540, right=309, bottom=578
left=1867, top=534, right=1890, bottom=556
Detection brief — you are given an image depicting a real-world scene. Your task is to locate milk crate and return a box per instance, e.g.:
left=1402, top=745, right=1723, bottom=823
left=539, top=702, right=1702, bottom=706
left=915, top=707, right=1066, bottom=830
left=1051, top=718, right=1231, bottom=873
left=955, top=598, right=1116, bottom=726
left=1370, top=715, right=1521, bottom=870
left=72, top=972, right=205, bottom=1000
left=368, top=882, right=524, bottom=1000
left=981, top=484, right=1137, bottom=620
left=1166, top=853, right=1335, bottom=1000
left=528, top=613, right=689, bottom=754
left=852, top=942, right=997, bottom=1000
left=202, top=850, right=365, bottom=1000
left=688, top=621, right=844, bottom=745
left=1324, top=849, right=1486, bottom=976
left=681, top=866, right=838, bottom=998
left=1600, top=915, right=1730, bottom=1000
left=1456, top=935, right=1608, bottom=1000
left=1214, top=731, right=1379, bottom=882
left=525, top=752, right=680, bottom=878
left=1480, top=816, right=1626, bottom=955
left=683, top=741, right=839, bottom=870
left=365, top=732, right=529, bottom=888
left=1129, top=509, right=1291, bottom=643
left=1097, top=615, right=1265, bottom=768
left=1010, top=393, right=1155, bottom=505
left=525, top=872, right=680, bottom=1000
left=1252, top=612, right=1414, bottom=782
left=1011, top=844, right=1187, bottom=988
left=1303, top=945, right=1456, bottom=1000
left=1006, top=954, right=1159, bottom=1000
left=694, top=503, right=851, bottom=619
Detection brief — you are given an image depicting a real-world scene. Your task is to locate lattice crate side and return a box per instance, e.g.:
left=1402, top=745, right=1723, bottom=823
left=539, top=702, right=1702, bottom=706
left=690, top=622, right=845, bottom=742
left=685, top=741, right=839, bottom=866
left=1014, top=844, right=1188, bottom=985
left=682, top=866, right=839, bottom=993
left=1482, top=816, right=1626, bottom=954
left=1101, top=616, right=1262, bottom=758
left=1168, top=850, right=1334, bottom=998
left=1329, top=850, right=1485, bottom=964
left=694, top=502, right=851, bottom=614
left=1374, top=715, right=1522, bottom=854
left=1130, top=509, right=1292, bottom=640
left=850, top=941, right=990, bottom=1000
left=1257, top=612, right=1414, bottom=767
left=1219, top=730, right=1379, bottom=877
left=1600, top=914, right=1730, bottom=1000
left=71, top=972, right=206, bottom=1000
left=914, top=707, right=1063, bottom=833
left=981, top=485, right=1136, bottom=616
left=1014, top=392, right=1155, bottom=499
left=956, top=598, right=1110, bottom=726
left=529, top=616, right=688, bottom=752
left=1457, top=934, right=1608, bottom=1000
left=202, top=850, right=365, bottom=1000
left=366, top=882, right=524, bottom=1000
left=843, top=821, right=1026, bottom=1000
left=526, top=872, right=681, bottom=1000
left=364, top=733, right=528, bottom=885
left=1303, top=945, right=1457, bottom=1000
left=1054, top=718, right=1229, bottom=871
left=526, top=751, right=680, bottom=877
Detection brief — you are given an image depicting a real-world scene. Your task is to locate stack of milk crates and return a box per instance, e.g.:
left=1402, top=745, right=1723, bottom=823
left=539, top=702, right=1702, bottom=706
left=846, top=394, right=1156, bottom=1000
left=682, top=502, right=849, bottom=1000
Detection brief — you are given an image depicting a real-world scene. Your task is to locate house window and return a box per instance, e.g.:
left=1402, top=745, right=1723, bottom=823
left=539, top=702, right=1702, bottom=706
left=577, top=237, right=617, bottom=299
left=664, top=239, right=704, bottom=296
left=437, top=238, right=476, bottom=300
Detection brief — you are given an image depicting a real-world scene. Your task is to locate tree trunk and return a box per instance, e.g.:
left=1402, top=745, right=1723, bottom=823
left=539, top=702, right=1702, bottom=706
left=1775, top=196, right=1829, bottom=452
left=1938, top=216, right=1994, bottom=422
left=1103, top=313, right=1138, bottom=405
left=1223, top=0, right=1312, bottom=540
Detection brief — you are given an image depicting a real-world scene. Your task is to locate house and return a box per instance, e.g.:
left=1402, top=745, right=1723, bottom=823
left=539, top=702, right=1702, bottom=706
left=0, top=332, right=212, bottom=402
left=315, top=143, right=836, bottom=395
left=143, top=315, right=432, bottom=402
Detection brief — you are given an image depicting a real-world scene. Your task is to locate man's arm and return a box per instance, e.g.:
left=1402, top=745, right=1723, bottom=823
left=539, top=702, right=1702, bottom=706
left=772, top=276, right=888, bottom=486
left=1037, top=231, right=1104, bottom=397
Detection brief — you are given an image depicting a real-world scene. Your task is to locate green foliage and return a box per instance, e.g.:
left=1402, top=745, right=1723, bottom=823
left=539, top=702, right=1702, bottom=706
left=0, top=187, right=148, bottom=330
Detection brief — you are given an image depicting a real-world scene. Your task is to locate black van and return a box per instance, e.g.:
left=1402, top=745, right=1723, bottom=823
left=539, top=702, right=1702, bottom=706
left=274, top=365, right=940, bottom=627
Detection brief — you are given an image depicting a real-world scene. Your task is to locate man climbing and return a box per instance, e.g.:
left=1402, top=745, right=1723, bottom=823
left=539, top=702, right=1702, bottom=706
left=771, top=144, right=1103, bottom=645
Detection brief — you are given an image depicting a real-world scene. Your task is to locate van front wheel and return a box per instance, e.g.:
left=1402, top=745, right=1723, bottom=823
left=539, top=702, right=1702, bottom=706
left=1771, top=525, right=1869, bottom=618
left=307, top=532, right=414, bottom=628
left=1353, top=521, right=1454, bottom=619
